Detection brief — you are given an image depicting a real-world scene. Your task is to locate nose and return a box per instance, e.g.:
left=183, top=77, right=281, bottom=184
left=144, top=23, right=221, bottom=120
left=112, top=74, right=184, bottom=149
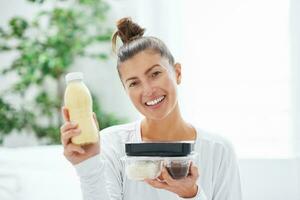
left=142, top=81, right=155, bottom=97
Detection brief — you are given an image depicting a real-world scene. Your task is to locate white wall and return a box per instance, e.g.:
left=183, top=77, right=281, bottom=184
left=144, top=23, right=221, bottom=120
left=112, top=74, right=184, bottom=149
left=289, top=1, right=300, bottom=198
left=290, top=0, right=300, bottom=157
left=239, top=158, right=300, bottom=200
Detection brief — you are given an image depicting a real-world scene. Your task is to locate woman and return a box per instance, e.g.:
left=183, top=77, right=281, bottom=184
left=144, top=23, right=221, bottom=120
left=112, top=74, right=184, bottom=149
left=60, top=17, right=242, bottom=200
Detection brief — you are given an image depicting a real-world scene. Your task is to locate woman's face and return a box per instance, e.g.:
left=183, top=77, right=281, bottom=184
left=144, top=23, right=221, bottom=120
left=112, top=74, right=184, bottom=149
left=119, top=50, right=181, bottom=120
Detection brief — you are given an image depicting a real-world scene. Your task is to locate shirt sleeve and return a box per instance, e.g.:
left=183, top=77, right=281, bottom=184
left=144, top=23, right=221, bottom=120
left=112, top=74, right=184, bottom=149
left=74, top=154, right=112, bottom=200
left=212, top=140, right=243, bottom=200
left=74, top=131, right=124, bottom=200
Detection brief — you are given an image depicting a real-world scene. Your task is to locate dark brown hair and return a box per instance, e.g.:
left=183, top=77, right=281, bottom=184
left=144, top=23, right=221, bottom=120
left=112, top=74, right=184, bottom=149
left=112, top=17, right=175, bottom=70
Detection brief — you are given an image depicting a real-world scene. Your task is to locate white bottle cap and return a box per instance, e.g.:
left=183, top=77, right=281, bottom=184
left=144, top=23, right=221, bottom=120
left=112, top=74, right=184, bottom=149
left=65, top=72, right=83, bottom=83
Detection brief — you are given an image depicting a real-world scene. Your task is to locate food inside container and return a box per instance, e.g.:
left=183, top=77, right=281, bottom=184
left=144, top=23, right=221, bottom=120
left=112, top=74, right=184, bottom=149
left=123, top=156, right=163, bottom=180
left=164, top=157, right=192, bottom=179
left=122, top=155, right=196, bottom=180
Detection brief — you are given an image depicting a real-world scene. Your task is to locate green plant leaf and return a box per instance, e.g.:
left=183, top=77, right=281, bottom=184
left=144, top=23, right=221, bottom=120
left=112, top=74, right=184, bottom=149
left=9, top=17, right=28, bottom=38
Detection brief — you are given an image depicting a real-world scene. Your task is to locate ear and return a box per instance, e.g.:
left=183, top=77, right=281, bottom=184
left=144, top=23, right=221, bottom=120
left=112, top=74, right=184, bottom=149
left=174, top=63, right=182, bottom=84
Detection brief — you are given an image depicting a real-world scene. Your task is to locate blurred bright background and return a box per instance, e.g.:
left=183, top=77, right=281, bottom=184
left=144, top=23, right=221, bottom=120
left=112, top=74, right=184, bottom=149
left=0, top=0, right=299, bottom=200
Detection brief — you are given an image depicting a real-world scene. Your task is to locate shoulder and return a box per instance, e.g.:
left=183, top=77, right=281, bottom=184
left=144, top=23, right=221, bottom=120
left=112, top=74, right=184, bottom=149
left=195, top=127, right=237, bottom=161
left=197, top=128, right=234, bottom=149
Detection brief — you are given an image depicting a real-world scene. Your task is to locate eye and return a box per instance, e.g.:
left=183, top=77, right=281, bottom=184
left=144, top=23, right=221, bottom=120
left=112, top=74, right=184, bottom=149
left=151, top=71, right=161, bottom=78
left=129, top=81, right=138, bottom=88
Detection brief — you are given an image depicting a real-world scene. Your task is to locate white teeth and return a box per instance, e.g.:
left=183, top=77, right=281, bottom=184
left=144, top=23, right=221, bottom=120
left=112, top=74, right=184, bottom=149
left=146, top=96, right=165, bottom=106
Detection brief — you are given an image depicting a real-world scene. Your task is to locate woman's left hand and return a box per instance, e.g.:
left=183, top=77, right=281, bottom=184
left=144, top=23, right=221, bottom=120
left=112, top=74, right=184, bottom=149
left=144, top=163, right=199, bottom=198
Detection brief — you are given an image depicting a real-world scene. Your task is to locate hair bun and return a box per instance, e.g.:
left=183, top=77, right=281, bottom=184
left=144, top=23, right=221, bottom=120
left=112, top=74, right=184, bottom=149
left=115, top=17, right=145, bottom=44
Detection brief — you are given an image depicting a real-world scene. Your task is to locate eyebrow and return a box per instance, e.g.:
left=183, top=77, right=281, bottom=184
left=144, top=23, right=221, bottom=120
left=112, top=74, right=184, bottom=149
left=125, top=64, right=161, bottom=83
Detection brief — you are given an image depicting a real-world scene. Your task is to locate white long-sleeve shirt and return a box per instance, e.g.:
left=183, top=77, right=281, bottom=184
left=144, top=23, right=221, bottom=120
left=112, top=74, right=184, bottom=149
left=74, top=121, right=242, bottom=200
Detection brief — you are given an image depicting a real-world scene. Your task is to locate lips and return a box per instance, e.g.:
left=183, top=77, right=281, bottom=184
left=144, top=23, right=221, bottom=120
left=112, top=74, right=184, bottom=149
left=145, top=95, right=166, bottom=106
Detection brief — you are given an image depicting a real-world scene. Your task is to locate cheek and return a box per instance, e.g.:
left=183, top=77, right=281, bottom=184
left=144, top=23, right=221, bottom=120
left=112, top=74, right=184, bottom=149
left=163, top=76, right=177, bottom=95
left=128, top=90, right=141, bottom=105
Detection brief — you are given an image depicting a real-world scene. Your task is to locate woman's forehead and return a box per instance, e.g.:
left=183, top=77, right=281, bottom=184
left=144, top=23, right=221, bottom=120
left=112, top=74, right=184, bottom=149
left=119, top=51, right=169, bottom=76
left=123, top=51, right=163, bottom=66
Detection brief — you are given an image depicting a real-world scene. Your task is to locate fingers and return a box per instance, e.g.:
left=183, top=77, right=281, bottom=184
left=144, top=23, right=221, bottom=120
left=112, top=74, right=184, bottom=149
left=65, top=143, right=85, bottom=155
left=144, top=164, right=200, bottom=197
left=161, top=167, right=176, bottom=185
left=188, top=162, right=199, bottom=181
left=61, top=127, right=81, bottom=146
left=144, top=178, right=168, bottom=189
left=60, top=121, right=78, bottom=134
left=61, top=107, right=70, bottom=122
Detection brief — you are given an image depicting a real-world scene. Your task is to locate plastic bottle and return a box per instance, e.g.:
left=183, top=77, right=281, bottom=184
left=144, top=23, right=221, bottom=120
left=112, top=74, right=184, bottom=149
left=64, top=72, right=98, bottom=145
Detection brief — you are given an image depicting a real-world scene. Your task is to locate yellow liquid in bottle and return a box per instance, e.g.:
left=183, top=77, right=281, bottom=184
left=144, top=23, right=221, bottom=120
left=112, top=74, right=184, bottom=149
left=64, top=79, right=98, bottom=145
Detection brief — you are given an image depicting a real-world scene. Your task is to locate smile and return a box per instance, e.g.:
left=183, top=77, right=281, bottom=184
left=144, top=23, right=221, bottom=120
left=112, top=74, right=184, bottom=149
left=145, top=95, right=166, bottom=106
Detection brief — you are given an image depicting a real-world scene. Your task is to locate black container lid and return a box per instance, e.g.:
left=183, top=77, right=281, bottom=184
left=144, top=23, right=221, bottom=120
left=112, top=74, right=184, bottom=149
left=125, top=142, right=194, bottom=157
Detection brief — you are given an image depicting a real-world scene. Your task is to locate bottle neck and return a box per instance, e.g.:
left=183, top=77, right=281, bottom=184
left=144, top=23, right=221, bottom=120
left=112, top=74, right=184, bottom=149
left=67, top=79, right=83, bottom=84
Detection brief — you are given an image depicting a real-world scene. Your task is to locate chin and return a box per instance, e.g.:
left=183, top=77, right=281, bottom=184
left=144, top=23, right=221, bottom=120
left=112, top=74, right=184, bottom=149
left=143, top=111, right=170, bottom=121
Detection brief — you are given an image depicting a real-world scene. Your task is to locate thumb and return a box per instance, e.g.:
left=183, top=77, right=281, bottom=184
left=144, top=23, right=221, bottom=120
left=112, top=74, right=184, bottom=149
left=61, top=106, right=70, bottom=122
left=189, top=162, right=199, bottom=181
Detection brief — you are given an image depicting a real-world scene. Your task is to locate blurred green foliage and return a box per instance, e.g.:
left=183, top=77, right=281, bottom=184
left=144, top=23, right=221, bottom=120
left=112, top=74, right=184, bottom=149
left=0, top=0, right=126, bottom=144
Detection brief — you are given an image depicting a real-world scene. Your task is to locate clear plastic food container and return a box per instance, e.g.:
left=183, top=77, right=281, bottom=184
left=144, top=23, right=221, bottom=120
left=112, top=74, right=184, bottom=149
left=122, top=156, right=164, bottom=181
left=122, top=153, right=197, bottom=181
left=164, top=156, right=192, bottom=179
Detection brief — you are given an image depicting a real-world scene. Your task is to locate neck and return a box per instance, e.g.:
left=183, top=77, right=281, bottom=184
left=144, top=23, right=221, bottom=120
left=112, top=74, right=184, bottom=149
left=141, top=103, right=196, bottom=141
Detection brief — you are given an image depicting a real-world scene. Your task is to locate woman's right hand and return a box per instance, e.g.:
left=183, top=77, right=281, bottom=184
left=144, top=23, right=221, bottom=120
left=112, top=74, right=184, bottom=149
left=60, top=107, right=100, bottom=165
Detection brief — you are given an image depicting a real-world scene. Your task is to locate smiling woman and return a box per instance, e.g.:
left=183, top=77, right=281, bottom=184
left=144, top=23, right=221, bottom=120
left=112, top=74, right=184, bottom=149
left=59, top=17, right=242, bottom=200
